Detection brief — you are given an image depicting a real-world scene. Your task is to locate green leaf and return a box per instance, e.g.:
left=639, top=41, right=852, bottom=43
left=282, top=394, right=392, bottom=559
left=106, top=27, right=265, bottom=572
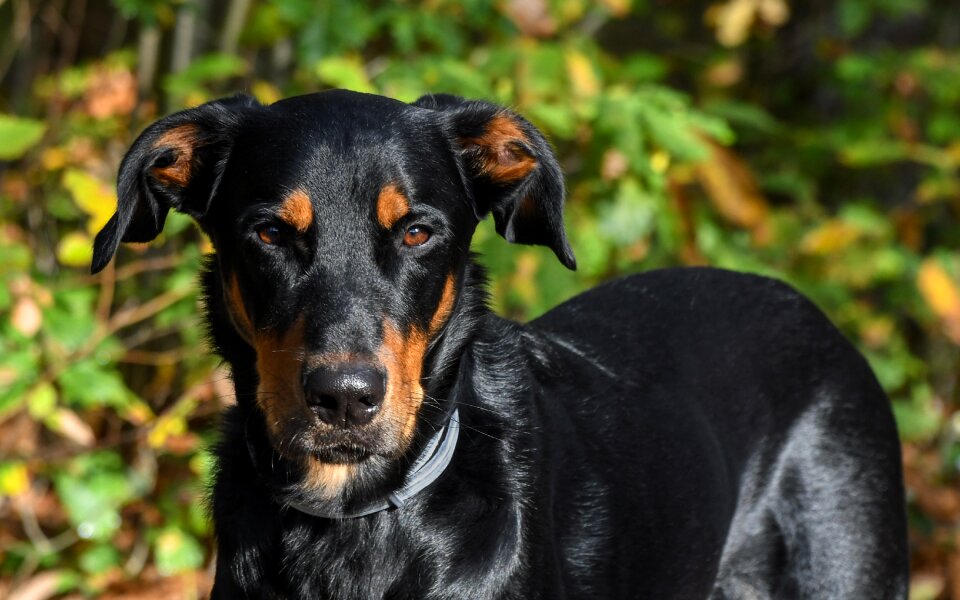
left=59, top=360, right=134, bottom=409
left=0, top=114, right=46, bottom=160
left=163, top=53, right=248, bottom=98
left=316, top=56, right=375, bottom=93
left=26, top=381, right=57, bottom=419
left=54, top=452, right=138, bottom=541
left=154, top=528, right=205, bottom=575
left=79, top=544, right=121, bottom=574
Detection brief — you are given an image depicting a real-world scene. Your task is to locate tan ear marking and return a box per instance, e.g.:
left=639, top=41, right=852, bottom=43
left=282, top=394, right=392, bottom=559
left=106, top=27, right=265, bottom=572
left=151, top=124, right=200, bottom=187
left=376, top=184, right=410, bottom=229
left=278, top=189, right=314, bottom=232
left=462, top=114, right=538, bottom=182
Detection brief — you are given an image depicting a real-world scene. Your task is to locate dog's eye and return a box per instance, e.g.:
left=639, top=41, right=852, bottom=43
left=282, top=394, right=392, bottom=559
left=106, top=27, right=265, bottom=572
left=257, top=224, right=284, bottom=246
left=403, top=225, right=431, bottom=247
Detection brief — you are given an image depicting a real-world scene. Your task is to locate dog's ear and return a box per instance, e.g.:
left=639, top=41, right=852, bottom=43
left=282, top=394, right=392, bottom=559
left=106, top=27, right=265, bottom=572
left=91, top=95, right=260, bottom=274
left=414, top=94, right=576, bottom=270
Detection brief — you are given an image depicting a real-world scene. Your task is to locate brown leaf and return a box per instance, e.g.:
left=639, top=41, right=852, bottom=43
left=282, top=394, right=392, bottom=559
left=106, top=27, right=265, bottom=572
left=503, top=0, right=556, bottom=37
left=84, top=67, right=137, bottom=120
left=11, top=296, right=42, bottom=337
left=694, top=140, right=769, bottom=233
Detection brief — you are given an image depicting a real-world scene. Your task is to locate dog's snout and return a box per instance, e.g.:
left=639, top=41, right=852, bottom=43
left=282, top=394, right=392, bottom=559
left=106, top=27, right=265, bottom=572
left=305, top=363, right=385, bottom=427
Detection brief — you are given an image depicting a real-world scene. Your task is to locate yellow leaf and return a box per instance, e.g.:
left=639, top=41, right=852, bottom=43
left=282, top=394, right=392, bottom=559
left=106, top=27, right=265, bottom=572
left=26, top=382, right=57, bottom=419
left=251, top=81, right=281, bottom=105
left=917, top=259, right=960, bottom=343
left=598, top=0, right=631, bottom=17
left=799, top=220, right=861, bottom=256
left=650, top=150, right=671, bottom=174
left=57, top=231, right=93, bottom=267
left=148, top=414, right=186, bottom=449
left=41, top=147, right=68, bottom=171
left=62, top=169, right=116, bottom=235
left=0, top=462, right=29, bottom=496
left=565, top=50, right=600, bottom=98
left=712, top=0, right=758, bottom=47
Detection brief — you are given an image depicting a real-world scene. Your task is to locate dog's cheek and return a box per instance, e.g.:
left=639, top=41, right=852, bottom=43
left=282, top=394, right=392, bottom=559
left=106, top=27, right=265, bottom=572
left=254, top=319, right=309, bottom=445
left=378, top=321, right=428, bottom=452
left=376, top=274, right=458, bottom=453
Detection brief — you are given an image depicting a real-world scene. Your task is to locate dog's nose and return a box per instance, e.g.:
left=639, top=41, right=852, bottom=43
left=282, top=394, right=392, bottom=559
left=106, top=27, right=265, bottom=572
left=304, top=363, right=385, bottom=427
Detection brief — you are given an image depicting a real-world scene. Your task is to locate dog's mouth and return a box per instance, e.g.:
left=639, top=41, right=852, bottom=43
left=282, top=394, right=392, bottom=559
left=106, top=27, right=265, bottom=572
left=280, top=419, right=391, bottom=464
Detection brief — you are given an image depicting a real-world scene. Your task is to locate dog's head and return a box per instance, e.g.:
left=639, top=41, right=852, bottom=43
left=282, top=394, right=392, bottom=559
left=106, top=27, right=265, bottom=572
left=92, top=90, right=574, bottom=497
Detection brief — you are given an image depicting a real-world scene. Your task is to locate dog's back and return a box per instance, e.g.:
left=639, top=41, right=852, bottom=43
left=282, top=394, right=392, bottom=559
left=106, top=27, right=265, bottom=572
left=528, top=267, right=907, bottom=598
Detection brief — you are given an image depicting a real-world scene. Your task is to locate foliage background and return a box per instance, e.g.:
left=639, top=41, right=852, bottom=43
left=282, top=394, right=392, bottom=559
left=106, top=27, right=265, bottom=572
left=0, top=0, right=958, bottom=597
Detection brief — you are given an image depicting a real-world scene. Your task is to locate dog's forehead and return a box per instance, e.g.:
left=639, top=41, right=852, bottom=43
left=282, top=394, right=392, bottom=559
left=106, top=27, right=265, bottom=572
left=223, top=91, right=445, bottom=210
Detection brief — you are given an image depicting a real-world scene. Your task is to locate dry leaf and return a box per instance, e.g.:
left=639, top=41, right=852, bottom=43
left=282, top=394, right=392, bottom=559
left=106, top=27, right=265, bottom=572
left=503, top=0, right=556, bottom=37
left=11, top=296, right=42, bottom=337
left=799, top=220, right=861, bottom=256
left=46, top=408, right=95, bottom=447
left=84, top=67, right=137, bottom=119
left=694, top=140, right=769, bottom=231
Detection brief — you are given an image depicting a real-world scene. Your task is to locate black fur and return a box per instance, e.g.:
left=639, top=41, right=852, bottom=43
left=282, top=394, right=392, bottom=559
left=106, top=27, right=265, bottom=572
left=92, top=90, right=908, bottom=599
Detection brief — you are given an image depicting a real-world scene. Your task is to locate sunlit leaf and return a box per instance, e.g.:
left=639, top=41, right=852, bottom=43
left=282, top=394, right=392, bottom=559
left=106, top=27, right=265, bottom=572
left=0, top=114, right=46, bottom=160
left=316, top=56, right=375, bottom=94
left=62, top=169, right=116, bottom=235
left=26, top=381, right=57, bottom=419
left=565, top=50, right=600, bottom=98
left=57, top=231, right=94, bottom=267
left=154, top=528, right=205, bottom=575
left=917, top=258, right=960, bottom=343
left=0, top=461, right=30, bottom=496
left=695, top=141, right=769, bottom=231
left=800, top=220, right=861, bottom=256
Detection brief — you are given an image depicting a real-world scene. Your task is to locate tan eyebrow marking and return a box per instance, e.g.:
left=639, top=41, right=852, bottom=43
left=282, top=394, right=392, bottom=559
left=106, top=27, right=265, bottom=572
left=278, top=189, right=314, bottom=232
left=376, top=184, right=410, bottom=229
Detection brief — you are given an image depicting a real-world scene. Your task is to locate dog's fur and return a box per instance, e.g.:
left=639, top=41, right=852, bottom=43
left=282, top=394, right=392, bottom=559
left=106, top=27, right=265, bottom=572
left=92, top=90, right=908, bottom=599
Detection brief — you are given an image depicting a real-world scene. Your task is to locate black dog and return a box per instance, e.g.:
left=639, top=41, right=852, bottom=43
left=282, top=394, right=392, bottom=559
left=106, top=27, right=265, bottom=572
left=91, top=90, right=908, bottom=598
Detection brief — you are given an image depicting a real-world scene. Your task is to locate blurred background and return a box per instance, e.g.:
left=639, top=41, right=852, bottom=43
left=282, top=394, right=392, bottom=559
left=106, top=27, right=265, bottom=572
left=0, top=0, right=958, bottom=598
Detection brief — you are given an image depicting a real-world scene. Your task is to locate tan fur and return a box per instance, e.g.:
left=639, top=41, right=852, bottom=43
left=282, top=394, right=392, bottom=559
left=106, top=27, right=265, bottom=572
left=226, top=274, right=255, bottom=343
left=376, top=184, right=409, bottom=229
left=303, top=461, right=355, bottom=499
left=430, top=274, right=457, bottom=334
left=151, top=124, right=199, bottom=187
left=462, top=114, right=538, bottom=182
left=254, top=319, right=306, bottom=442
left=378, top=321, right=429, bottom=447
left=278, top=189, right=314, bottom=232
